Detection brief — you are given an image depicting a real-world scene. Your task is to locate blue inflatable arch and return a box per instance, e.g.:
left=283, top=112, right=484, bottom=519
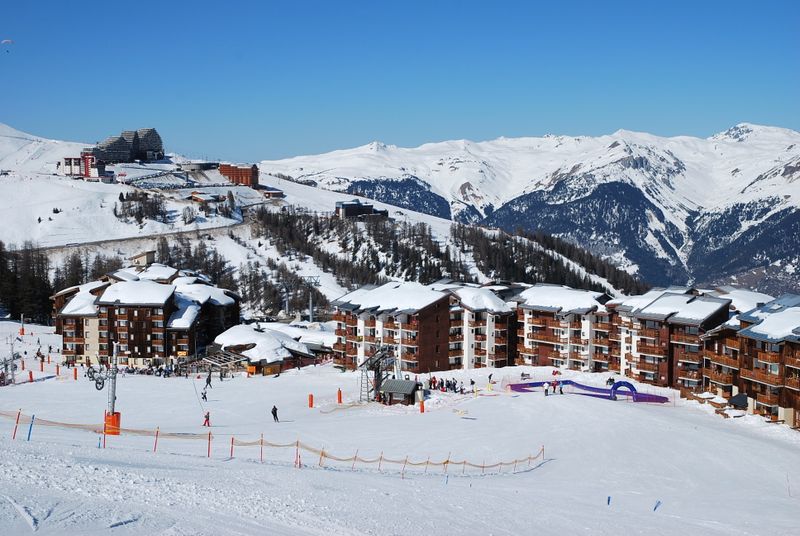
left=610, top=381, right=637, bottom=400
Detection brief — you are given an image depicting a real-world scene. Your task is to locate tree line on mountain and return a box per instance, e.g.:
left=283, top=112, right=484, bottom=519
left=0, top=241, right=54, bottom=324
left=113, top=191, right=170, bottom=225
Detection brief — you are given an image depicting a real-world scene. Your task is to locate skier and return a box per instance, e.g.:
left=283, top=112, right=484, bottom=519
left=202, top=411, right=211, bottom=427
left=559, top=381, right=564, bottom=395
left=271, top=405, right=279, bottom=423
left=488, top=373, right=493, bottom=384
left=205, top=372, right=212, bottom=389
left=543, top=382, right=549, bottom=396
left=201, top=389, right=208, bottom=402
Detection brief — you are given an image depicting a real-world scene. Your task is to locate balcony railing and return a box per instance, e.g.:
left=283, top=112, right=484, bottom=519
left=675, top=352, right=702, bottom=365
left=383, top=320, right=397, bottom=329
left=724, top=337, right=739, bottom=349
left=705, top=369, right=733, bottom=385
left=785, top=355, right=800, bottom=369
left=756, top=392, right=780, bottom=406
left=468, top=320, right=485, bottom=328
left=592, top=353, right=610, bottom=363
left=363, top=318, right=376, bottom=328
left=528, top=331, right=562, bottom=344
left=448, top=349, right=463, bottom=357
left=335, top=329, right=347, bottom=337
left=703, top=350, right=739, bottom=369
left=677, top=369, right=701, bottom=380
left=494, top=336, right=508, bottom=345
left=332, top=342, right=346, bottom=352
left=383, top=336, right=397, bottom=344
left=332, top=313, right=347, bottom=322
left=363, top=335, right=377, bottom=343
left=474, top=334, right=486, bottom=342
left=638, top=328, right=661, bottom=339
left=740, top=367, right=783, bottom=387
left=400, top=322, right=419, bottom=331
left=448, top=334, right=462, bottom=342
left=401, top=338, right=419, bottom=347
left=671, top=332, right=701, bottom=344
left=593, top=335, right=610, bottom=346
left=756, top=350, right=782, bottom=364
left=636, top=361, right=659, bottom=372
left=517, top=343, right=534, bottom=355
left=784, top=376, right=800, bottom=390
left=638, top=344, right=666, bottom=356
left=594, top=322, right=612, bottom=331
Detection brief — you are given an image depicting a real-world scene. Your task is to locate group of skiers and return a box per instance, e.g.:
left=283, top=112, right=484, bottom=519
left=543, top=380, right=564, bottom=396
left=428, top=375, right=466, bottom=395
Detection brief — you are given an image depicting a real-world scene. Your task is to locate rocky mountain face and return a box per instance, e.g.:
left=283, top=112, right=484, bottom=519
left=260, top=124, right=800, bottom=291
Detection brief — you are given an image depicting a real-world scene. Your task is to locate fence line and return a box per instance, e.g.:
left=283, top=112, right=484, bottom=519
left=0, top=409, right=545, bottom=476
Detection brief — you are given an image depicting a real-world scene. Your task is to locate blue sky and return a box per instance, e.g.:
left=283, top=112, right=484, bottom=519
left=2, top=1, right=798, bottom=161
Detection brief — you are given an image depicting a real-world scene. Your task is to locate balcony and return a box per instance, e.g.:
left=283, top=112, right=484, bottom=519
left=474, top=334, right=486, bottom=342
left=756, top=392, right=780, bottom=406
left=568, top=351, right=586, bottom=362
left=593, top=335, right=610, bottom=346
left=636, top=361, right=660, bottom=372
left=468, top=320, right=485, bottom=328
left=383, top=336, right=397, bottom=344
left=569, top=321, right=582, bottom=329
left=363, top=335, right=377, bottom=343
left=740, top=367, right=783, bottom=387
left=517, top=343, right=534, bottom=355
left=671, top=332, right=701, bottom=344
left=785, top=355, right=800, bottom=369
left=448, top=334, right=462, bottom=342
left=638, top=344, right=666, bottom=357
left=609, top=362, right=621, bottom=372
left=528, top=331, right=562, bottom=344
left=494, top=336, right=508, bottom=345
left=592, top=353, right=610, bottom=363
left=448, top=348, right=463, bottom=357
left=517, top=329, right=526, bottom=338
left=724, top=337, right=739, bottom=349
left=332, top=342, right=346, bottom=352
left=332, top=313, right=347, bottom=323
left=639, top=328, right=661, bottom=339
left=705, top=369, right=733, bottom=385
left=399, top=351, right=418, bottom=362
left=363, top=318, right=376, bottom=328
left=784, top=376, right=800, bottom=391
left=383, top=320, right=397, bottom=329
left=756, top=350, right=781, bottom=364
left=335, top=329, right=347, bottom=337
left=594, top=322, right=612, bottom=331
left=400, top=322, right=419, bottom=331
left=675, top=352, right=702, bottom=365
left=704, top=350, right=739, bottom=369
left=677, top=369, right=701, bottom=380
left=62, top=336, right=83, bottom=344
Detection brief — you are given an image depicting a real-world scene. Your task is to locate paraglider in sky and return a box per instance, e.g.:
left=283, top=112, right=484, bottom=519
left=1, top=39, right=12, bottom=53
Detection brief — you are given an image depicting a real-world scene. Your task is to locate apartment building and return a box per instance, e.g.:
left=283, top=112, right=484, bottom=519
left=446, top=287, right=514, bottom=369
left=623, top=292, right=732, bottom=388
left=734, top=295, right=800, bottom=425
left=53, top=263, right=240, bottom=366
left=331, top=282, right=451, bottom=373
left=515, top=284, right=610, bottom=370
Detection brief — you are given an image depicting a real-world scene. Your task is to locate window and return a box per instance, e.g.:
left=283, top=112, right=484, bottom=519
left=85, top=344, right=90, bottom=350
left=99, top=331, right=108, bottom=339
left=118, top=308, right=127, bottom=314
left=117, top=319, right=127, bottom=327
left=133, top=310, right=138, bottom=317
left=118, top=344, right=128, bottom=352
left=84, top=319, right=90, bottom=326
left=119, top=332, right=127, bottom=340
left=100, top=307, right=107, bottom=313
left=153, top=321, right=163, bottom=328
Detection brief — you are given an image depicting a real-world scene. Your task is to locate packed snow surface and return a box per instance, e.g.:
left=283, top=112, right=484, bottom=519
left=1, top=323, right=799, bottom=534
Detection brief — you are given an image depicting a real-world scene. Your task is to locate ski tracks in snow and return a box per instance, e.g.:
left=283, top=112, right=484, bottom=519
left=4, top=494, right=39, bottom=532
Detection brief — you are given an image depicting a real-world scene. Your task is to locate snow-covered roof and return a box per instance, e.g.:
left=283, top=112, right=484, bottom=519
left=99, top=280, right=175, bottom=306
left=214, top=325, right=311, bottom=363
left=333, top=281, right=447, bottom=314
left=110, top=263, right=178, bottom=282
left=259, top=321, right=337, bottom=348
left=634, top=293, right=730, bottom=325
left=451, top=287, right=512, bottom=313
left=175, top=283, right=236, bottom=306
left=740, top=307, right=800, bottom=343
left=168, top=295, right=201, bottom=329
left=707, top=286, right=774, bottom=314
left=517, top=284, right=607, bottom=314
left=172, top=276, right=198, bottom=286
left=614, top=288, right=674, bottom=312
left=59, top=281, right=108, bottom=316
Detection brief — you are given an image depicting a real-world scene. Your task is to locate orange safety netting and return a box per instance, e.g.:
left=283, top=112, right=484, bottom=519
left=0, top=409, right=545, bottom=474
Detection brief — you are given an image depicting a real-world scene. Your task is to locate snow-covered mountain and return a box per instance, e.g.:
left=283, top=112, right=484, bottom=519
left=259, top=124, right=800, bottom=291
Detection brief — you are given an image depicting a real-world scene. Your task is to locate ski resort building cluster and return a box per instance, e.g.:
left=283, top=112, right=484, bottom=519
left=329, top=281, right=800, bottom=427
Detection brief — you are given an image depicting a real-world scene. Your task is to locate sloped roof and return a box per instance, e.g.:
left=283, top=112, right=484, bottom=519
left=634, top=293, right=730, bottom=325
left=451, top=287, right=512, bottom=313
left=518, top=284, right=607, bottom=314
left=379, top=379, right=419, bottom=396
left=99, top=280, right=175, bottom=306
left=214, top=325, right=311, bottom=363
left=333, top=281, right=447, bottom=314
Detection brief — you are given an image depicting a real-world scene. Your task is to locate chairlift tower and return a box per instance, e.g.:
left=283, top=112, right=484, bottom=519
left=86, top=342, right=122, bottom=434
left=300, top=275, right=321, bottom=322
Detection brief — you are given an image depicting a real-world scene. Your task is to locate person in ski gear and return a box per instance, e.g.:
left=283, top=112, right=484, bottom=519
left=202, top=411, right=210, bottom=427
left=271, top=405, right=279, bottom=423
left=543, top=382, right=549, bottom=396
left=201, top=389, right=208, bottom=402
left=205, top=372, right=212, bottom=389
